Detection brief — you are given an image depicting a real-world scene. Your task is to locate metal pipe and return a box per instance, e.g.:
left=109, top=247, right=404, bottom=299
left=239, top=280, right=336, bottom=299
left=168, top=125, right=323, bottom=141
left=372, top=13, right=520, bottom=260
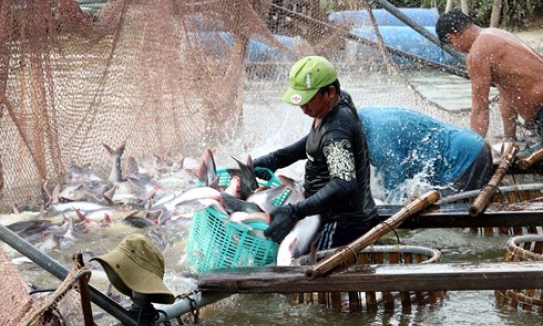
left=0, top=223, right=140, bottom=326
left=111, top=292, right=230, bottom=325
left=76, top=0, right=108, bottom=4
left=369, top=0, right=466, bottom=64
left=155, top=292, right=231, bottom=324
left=438, top=183, right=543, bottom=205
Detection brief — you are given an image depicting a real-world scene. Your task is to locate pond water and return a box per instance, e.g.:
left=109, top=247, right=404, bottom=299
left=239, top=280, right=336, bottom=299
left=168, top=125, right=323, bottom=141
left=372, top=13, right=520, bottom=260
left=2, top=68, right=542, bottom=326
left=184, top=69, right=542, bottom=326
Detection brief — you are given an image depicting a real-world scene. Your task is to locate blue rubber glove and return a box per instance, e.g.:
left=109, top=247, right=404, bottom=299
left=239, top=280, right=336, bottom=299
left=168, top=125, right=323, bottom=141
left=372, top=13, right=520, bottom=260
left=264, top=204, right=299, bottom=243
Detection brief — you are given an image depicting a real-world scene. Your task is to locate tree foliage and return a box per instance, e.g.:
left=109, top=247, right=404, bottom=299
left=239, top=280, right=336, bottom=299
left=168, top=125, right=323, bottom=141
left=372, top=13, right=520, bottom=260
left=387, top=0, right=543, bottom=28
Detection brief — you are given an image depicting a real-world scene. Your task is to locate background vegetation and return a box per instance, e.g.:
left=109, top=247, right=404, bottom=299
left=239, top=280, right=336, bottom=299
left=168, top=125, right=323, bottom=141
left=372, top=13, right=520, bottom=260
left=325, top=0, right=543, bottom=29
left=404, top=0, right=543, bottom=27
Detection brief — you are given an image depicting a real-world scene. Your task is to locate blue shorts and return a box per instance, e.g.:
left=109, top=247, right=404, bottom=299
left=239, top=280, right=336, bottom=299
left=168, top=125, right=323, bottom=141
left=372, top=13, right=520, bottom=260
left=440, top=142, right=493, bottom=197
left=316, top=217, right=379, bottom=251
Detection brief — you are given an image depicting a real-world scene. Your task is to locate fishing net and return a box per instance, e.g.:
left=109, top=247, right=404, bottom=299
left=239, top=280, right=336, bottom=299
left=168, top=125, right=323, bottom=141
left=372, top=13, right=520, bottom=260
left=0, top=249, right=92, bottom=326
left=0, top=249, right=35, bottom=325
left=0, top=0, right=506, bottom=210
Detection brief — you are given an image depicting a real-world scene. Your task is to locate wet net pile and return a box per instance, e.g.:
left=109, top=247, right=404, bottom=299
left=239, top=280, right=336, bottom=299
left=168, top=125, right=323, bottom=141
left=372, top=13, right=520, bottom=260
left=0, top=250, right=92, bottom=326
left=0, top=0, right=505, bottom=209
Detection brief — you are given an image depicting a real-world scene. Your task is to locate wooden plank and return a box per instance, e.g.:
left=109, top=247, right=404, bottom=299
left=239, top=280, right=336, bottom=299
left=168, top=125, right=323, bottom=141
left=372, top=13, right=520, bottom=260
left=330, top=292, right=341, bottom=312
left=198, top=261, right=543, bottom=293
left=348, top=291, right=360, bottom=313
left=366, top=292, right=377, bottom=312
left=377, top=203, right=543, bottom=229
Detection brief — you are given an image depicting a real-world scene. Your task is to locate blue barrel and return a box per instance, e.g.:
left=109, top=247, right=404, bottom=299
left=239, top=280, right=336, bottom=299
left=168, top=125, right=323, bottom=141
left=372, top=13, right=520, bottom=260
left=329, top=8, right=440, bottom=27
left=186, top=32, right=300, bottom=63
left=350, top=25, right=458, bottom=65
left=247, top=35, right=301, bottom=62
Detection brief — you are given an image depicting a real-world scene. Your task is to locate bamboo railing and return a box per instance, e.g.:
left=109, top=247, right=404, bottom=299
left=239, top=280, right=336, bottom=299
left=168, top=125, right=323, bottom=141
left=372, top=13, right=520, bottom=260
left=305, top=190, right=440, bottom=281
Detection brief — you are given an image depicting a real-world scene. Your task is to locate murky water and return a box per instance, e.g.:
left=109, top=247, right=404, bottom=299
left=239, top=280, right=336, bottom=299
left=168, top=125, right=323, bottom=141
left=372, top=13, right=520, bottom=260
left=2, top=68, right=543, bottom=325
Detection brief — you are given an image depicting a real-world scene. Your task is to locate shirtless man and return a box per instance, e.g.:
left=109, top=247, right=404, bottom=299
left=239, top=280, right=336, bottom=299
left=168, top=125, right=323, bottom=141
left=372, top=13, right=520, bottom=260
left=436, top=10, right=543, bottom=142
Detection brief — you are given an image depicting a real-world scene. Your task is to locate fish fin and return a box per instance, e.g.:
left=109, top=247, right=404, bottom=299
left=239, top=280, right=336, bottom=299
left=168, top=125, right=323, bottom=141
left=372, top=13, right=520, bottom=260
left=126, top=156, right=140, bottom=178
left=204, top=148, right=217, bottom=183
left=102, top=185, right=116, bottom=205
left=230, top=156, right=258, bottom=199
left=245, top=154, right=254, bottom=170
left=103, top=141, right=126, bottom=156
left=112, top=140, right=126, bottom=156
left=209, top=176, right=220, bottom=190
left=288, top=237, right=299, bottom=253
left=41, top=180, right=53, bottom=207
left=159, top=209, right=173, bottom=225
left=103, top=143, right=114, bottom=155
left=101, top=213, right=112, bottom=227
left=51, top=183, right=61, bottom=203
left=276, top=174, right=296, bottom=185
left=195, top=158, right=208, bottom=185
left=73, top=208, right=88, bottom=223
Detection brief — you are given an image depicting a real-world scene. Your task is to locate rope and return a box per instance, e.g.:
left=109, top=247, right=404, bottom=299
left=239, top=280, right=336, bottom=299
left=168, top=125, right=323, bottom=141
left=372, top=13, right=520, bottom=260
left=173, top=291, right=200, bottom=324
left=345, top=245, right=359, bottom=266
left=19, top=267, right=92, bottom=326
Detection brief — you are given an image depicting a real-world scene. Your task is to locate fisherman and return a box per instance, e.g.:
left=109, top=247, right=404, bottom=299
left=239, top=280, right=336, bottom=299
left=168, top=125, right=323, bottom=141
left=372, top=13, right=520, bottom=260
left=358, top=106, right=493, bottom=201
left=253, top=55, right=378, bottom=249
left=436, top=10, right=543, bottom=148
left=91, top=233, right=175, bottom=326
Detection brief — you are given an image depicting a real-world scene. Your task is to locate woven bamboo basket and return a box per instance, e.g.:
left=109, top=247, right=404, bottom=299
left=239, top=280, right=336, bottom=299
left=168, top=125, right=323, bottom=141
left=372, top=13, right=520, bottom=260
left=292, top=245, right=443, bottom=313
left=439, top=183, right=543, bottom=236
left=495, top=234, right=543, bottom=314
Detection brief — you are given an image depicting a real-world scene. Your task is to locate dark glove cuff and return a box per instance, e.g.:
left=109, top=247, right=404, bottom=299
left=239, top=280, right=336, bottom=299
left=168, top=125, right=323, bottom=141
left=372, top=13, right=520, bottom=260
left=253, top=154, right=279, bottom=172
left=288, top=203, right=302, bottom=220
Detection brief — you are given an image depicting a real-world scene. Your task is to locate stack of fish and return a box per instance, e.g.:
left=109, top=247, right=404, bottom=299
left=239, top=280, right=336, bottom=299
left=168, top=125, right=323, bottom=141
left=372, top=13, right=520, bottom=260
left=182, top=148, right=321, bottom=268
left=3, top=144, right=320, bottom=268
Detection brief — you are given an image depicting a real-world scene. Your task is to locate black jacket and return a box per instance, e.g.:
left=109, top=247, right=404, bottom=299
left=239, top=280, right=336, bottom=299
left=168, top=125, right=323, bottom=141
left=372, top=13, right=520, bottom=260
left=258, top=91, right=377, bottom=223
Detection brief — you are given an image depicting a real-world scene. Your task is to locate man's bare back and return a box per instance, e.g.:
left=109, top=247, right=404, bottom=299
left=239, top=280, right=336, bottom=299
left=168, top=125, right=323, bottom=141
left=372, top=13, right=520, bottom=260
left=437, top=10, right=543, bottom=140
left=471, top=29, right=543, bottom=122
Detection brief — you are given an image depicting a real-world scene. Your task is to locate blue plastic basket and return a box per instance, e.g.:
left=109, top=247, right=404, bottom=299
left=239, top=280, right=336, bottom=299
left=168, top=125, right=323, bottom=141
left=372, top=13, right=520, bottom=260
left=186, top=167, right=287, bottom=273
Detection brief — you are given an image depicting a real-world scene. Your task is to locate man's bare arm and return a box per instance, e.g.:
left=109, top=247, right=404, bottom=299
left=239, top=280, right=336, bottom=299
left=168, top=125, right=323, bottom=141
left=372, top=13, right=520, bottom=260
left=498, top=94, right=517, bottom=139
left=467, top=47, right=493, bottom=138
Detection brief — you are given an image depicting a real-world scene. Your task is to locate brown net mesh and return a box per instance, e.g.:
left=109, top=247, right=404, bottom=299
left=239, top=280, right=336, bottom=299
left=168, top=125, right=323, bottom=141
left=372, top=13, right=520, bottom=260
left=1, top=249, right=93, bottom=326
left=0, top=249, right=35, bottom=325
left=0, top=1, right=505, bottom=210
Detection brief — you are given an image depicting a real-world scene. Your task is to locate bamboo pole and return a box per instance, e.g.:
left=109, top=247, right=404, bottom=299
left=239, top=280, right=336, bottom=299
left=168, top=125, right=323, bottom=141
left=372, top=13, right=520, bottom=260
left=460, top=0, right=469, bottom=14
left=74, top=254, right=94, bottom=326
left=516, top=147, right=543, bottom=171
left=445, top=0, right=453, bottom=13
left=490, top=0, right=503, bottom=27
left=445, top=0, right=469, bottom=14
left=304, top=190, right=440, bottom=281
left=469, top=144, right=519, bottom=217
